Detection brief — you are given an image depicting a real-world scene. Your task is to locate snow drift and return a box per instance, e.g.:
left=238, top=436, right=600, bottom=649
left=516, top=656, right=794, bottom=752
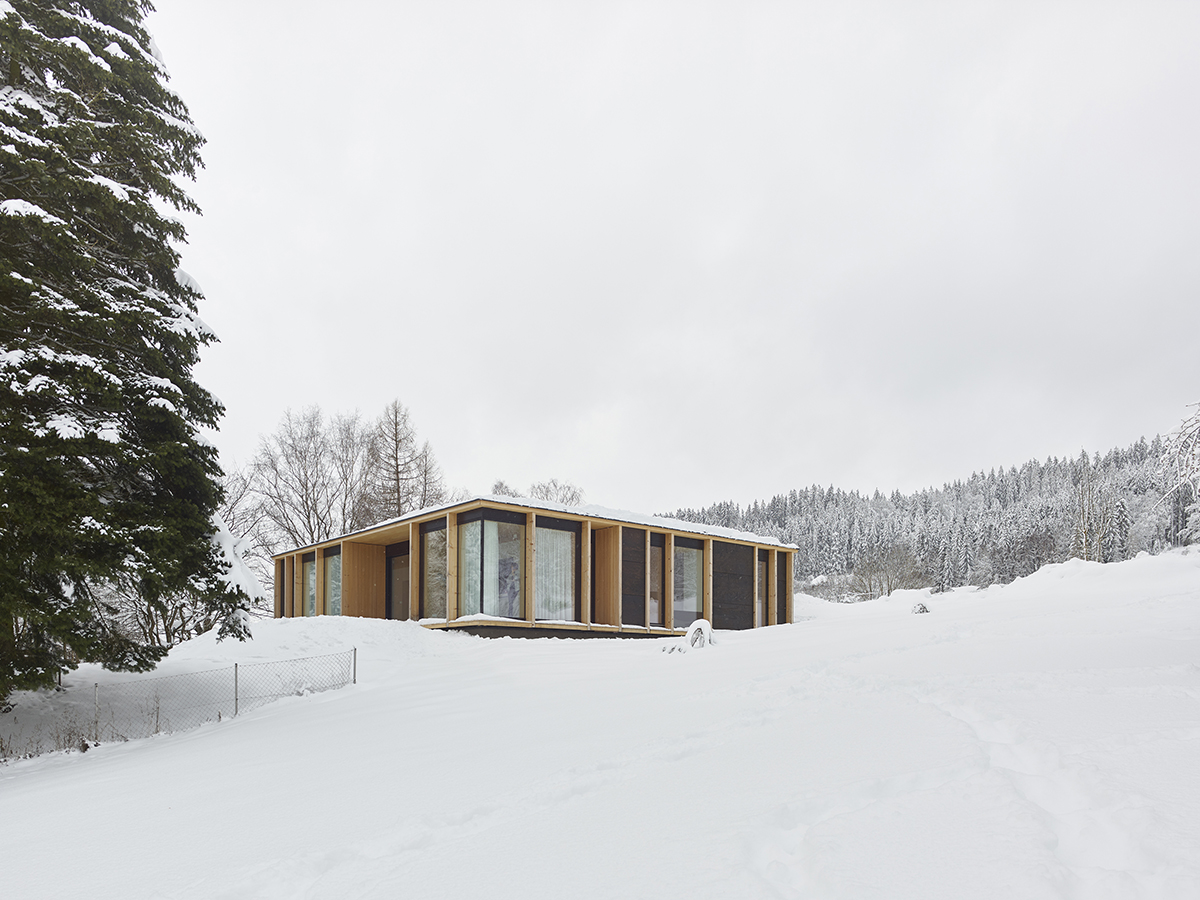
left=2, top=549, right=1199, bottom=899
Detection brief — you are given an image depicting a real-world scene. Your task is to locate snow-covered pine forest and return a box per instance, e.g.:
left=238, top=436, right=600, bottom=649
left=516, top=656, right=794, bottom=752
left=672, top=436, right=1194, bottom=595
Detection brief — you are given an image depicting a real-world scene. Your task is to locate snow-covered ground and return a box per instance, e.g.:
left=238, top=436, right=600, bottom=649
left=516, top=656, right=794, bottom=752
left=3, top=550, right=1199, bottom=899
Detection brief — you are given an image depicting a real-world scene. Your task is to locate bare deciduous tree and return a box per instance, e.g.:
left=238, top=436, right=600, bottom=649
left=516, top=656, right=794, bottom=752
left=849, top=543, right=924, bottom=600
left=221, top=401, right=452, bottom=587
left=492, top=478, right=585, bottom=506
left=1072, top=462, right=1114, bottom=562
left=1164, top=401, right=1200, bottom=540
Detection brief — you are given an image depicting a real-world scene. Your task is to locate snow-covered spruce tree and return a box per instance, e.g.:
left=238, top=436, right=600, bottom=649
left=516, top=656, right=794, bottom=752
left=0, top=0, right=250, bottom=700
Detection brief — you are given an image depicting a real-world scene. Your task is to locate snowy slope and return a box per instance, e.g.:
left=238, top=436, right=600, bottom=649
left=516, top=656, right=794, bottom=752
left=3, top=550, right=1199, bottom=899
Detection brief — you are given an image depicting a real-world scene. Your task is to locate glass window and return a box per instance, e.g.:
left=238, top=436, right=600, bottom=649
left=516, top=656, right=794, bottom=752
left=387, top=542, right=410, bottom=621
left=673, top=540, right=702, bottom=628
left=649, top=534, right=665, bottom=626
left=458, top=511, right=525, bottom=619
left=324, top=547, right=342, bottom=616
left=302, top=552, right=316, bottom=617
left=536, top=525, right=576, bottom=621
left=421, top=521, right=448, bottom=619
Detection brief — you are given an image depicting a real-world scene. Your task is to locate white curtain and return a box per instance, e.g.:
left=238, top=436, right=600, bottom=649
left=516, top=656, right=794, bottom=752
left=673, top=546, right=702, bottom=627
left=536, top=528, right=575, bottom=620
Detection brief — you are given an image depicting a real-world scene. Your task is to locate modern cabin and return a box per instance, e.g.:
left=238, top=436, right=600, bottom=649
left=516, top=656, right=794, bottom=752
left=271, top=496, right=797, bottom=638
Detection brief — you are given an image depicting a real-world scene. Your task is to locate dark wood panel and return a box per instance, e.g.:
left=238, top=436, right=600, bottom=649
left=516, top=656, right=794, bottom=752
left=621, top=527, right=646, bottom=627
left=712, top=540, right=753, bottom=630
left=777, top=552, right=789, bottom=625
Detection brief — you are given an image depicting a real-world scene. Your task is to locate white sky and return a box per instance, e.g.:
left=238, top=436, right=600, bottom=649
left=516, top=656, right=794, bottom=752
left=147, top=0, right=1200, bottom=513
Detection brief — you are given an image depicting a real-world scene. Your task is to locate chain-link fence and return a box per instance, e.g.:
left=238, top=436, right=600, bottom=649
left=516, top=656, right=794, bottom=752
left=91, top=648, right=356, bottom=742
left=1, top=649, right=355, bottom=758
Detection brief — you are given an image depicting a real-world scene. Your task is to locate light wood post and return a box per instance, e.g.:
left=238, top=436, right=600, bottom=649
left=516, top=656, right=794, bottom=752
left=644, top=529, right=651, bottom=628
left=446, top=513, right=458, bottom=620
left=580, top=520, right=591, bottom=625
left=702, top=539, right=713, bottom=624
left=291, top=554, right=302, bottom=617
left=526, top=513, right=537, bottom=623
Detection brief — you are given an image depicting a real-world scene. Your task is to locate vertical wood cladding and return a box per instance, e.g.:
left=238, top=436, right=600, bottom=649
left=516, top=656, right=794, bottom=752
left=342, top=541, right=384, bottom=618
left=777, top=552, right=789, bottom=625
left=621, top=527, right=646, bottom=626
left=712, top=541, right=754, bottom=630
left=593, top=526, right=621, bottom=626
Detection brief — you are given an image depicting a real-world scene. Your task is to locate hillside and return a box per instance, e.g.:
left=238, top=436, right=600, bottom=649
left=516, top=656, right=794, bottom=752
left=673, top=438, right=1195, bottom=592
left=2, top=549, right=1199, bottom=899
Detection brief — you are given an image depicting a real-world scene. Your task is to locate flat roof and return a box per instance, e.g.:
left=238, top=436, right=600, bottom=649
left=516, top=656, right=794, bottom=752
left=274, top=494, right=798, bottom=557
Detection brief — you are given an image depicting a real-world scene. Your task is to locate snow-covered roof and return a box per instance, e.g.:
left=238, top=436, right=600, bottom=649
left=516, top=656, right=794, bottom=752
left=279, top=494, right=798, bottom=555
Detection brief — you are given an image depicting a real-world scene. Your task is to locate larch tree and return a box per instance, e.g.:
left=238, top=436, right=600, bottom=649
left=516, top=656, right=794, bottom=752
left=0, top=0, right=252, bottom=700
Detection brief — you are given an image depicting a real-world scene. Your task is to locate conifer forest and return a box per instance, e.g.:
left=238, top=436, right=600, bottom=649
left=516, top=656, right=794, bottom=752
left=672, top=437, right=1194, bottom=597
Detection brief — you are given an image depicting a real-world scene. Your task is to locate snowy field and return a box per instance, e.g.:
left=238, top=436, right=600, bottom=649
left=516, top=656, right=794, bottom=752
left=3, top=550, right=1199, bottom=900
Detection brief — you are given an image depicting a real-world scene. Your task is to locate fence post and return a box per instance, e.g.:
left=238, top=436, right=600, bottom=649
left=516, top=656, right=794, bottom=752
left=93, top=683, right=99, bottom=742
left=353, top=647, right=357, bottom=685
left=234, top=663, right=239, bottom=717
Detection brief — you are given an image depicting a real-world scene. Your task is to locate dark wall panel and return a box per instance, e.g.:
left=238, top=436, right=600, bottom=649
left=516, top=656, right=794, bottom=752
left=621, top=527, right=646, bottom=626
left=712, top=541, right=753, bottom=631
left=777, top=553, right=788, bottom=624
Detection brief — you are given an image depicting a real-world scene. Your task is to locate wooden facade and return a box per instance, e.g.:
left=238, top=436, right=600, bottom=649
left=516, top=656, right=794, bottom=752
left=271, top=497, right=797, bottom=638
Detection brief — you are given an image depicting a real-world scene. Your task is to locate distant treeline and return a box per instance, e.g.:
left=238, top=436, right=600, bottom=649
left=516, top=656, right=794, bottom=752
left=669, top=437, right=1194, bottom=594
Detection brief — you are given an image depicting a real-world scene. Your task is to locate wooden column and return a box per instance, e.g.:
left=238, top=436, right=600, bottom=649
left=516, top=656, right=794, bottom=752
left=526, top=513, right=537, bottom=623
left=291, top=554, right=302, bottom=617
left=644, top=529, right=651, bottom=628
left=446, top=513, right=458, bottom=620
left=702, top=539, right=713, bottom=623
left=580, top=520, right=591, bottom=625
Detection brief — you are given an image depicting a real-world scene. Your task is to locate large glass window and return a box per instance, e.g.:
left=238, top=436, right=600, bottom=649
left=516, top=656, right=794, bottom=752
left=649, top=533, right=665, bottom=626
left=387, top=541, right=410, bottom=621
left=421, top=519, right=448, bottom=619
left=458, top=510, right=525, bottom=619
left=324, top=547, right=342, bottom=616
left=536, top=517, right=579, bottom=621
left=302, top=552, right=316, bottom=617
left=673, top=538, right=703, bottom=628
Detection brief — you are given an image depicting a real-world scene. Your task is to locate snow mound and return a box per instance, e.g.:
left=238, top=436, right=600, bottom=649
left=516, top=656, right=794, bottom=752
left=2, top=549, right=1199, bottom=899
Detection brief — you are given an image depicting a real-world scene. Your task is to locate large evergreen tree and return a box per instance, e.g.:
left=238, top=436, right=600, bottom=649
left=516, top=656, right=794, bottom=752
left=0, top=0, right=250, bottom=700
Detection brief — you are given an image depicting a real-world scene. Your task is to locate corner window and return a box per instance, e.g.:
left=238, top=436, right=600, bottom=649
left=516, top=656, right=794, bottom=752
left=420, top=519, right=448, bottom=619
left=386, top=541, right=410, bottom=621
left=458, top=509, right=525, bottom=619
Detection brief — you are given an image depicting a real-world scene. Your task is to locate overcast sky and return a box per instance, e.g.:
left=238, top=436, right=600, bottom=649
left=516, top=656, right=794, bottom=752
left=147, top=0, right=1199, bottom=514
